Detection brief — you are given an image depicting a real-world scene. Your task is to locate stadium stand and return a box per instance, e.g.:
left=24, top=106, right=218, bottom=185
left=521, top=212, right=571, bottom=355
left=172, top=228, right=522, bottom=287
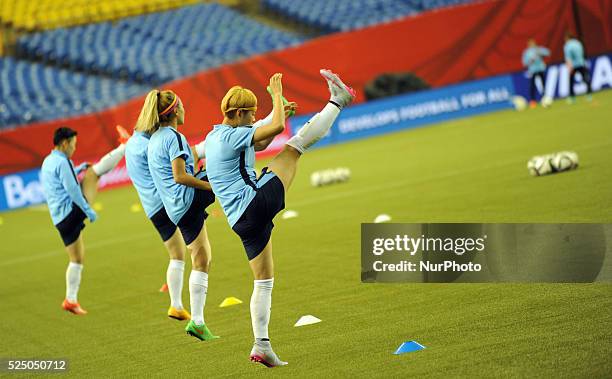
left=15, top=3, right=305, bottom=84
left=261, top=0, right=476, bottom=32
left=0, top=0, right=200, bottom=31
left=1, top=0, right=474, bottom=129
left=0, top=57, right=147, bottom=128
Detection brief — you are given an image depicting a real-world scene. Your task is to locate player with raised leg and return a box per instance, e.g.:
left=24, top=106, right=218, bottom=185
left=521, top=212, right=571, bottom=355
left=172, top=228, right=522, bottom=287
left=204, top=70, right=354, bottom=367
left=137, top=89, right=218, bottom=341
left=126, top=101, right=197, bottom=322
left=41, top=125, right=131, bottom=315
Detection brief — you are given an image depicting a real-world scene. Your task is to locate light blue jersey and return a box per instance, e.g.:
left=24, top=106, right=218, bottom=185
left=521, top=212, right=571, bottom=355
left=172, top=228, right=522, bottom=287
left=40, top=149, right=95, bottom=225
left=522, top=46, right=550, bottom=76
left=147, top=126, right=195, bottom=224
left=204, top=124, right=259, bottom=227
left=564, top=39, right=586, bottom=68
left=125, top=131, right=164, bottom=218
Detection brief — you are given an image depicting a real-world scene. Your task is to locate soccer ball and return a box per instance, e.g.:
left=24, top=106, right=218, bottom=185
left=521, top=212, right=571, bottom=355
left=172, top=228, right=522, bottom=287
left=511, top=96, right=527, bottom=111
left=334, top=167, right=351, bottom=182
left=310, top=171, right=322, bottom=187
left=527, top=155, right=553, bottom=176
left=540, top=96, right=553, bottom=108
left=528, top=151, right=579, bottom=176
left=551, top=151, right=579, bottom=172
left=311, top=167, right=352, bottom=186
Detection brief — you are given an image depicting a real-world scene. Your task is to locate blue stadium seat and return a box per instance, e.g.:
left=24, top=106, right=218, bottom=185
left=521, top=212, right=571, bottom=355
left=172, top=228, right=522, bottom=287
left=16, top=3, right=304, bottom=86
left=0, top=57, right=148, bottom=129
left=5, top=3, right=304, bottom=129
left=262, top=0, right=473, bottom=32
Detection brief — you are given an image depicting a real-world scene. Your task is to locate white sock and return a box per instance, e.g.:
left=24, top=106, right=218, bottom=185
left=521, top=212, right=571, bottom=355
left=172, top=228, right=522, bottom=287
left=194, top=141, right=206, bottom=160
left=166, top=259, right=185, bottom=309
left=65, top=262, right=83, bottom=302
left=92, top=144, right=126, bottom=176
left=189, top=270, right=208, bottom=325
left=286, top=103, right=340, bottom=153
left=250, top=278, right=274, bottom=340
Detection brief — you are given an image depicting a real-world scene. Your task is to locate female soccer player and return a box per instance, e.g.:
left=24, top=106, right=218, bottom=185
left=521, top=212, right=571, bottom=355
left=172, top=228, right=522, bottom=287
left=125, top=126, right=195, bottom=322
left=41, top=125, right=130, bottom=315
left=204, top=70, right=354, bottom=366
left=126, top=93, right=284, bottom=323
left=135, top=89, right=217, bottom=341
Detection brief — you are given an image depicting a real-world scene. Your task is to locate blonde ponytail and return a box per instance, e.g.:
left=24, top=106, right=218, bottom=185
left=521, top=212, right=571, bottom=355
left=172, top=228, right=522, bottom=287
left=134, top=90, right=161, bottom=134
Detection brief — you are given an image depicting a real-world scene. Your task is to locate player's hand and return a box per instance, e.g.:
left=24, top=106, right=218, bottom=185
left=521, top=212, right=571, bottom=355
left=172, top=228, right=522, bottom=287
left=284, top=102, right=298, bottom=118
left=74, top=162, right=91, bottom=175
left=86, top=209, right=97, bottom=223
left=269, top=73, right=283, bottom=96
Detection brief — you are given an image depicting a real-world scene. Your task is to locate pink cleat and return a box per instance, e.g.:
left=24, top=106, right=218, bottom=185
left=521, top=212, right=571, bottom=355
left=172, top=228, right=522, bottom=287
left=319, top=69, right=356, bottom=108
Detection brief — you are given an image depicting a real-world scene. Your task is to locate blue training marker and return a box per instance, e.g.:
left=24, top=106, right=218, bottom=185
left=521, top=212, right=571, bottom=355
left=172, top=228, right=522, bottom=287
left=394, top=341, right=426, bottom=355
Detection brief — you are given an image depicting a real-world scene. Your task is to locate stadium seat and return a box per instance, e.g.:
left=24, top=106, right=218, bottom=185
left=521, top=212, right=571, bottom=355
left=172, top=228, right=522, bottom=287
left=0, top=57, right=148, bottom=129
left=16, top=3, right=304, bottom=86
left=261, top=0, right=475, bottom=33
left=0, top=0, right=201, bottom=31
left=4, top=3, right=304, bottom=129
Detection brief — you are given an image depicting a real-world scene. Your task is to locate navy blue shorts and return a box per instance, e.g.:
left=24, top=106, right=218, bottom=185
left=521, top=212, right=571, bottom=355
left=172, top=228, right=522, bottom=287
left=232, top=168, right=285, bottom=260
left=55, top=203, right=87, bottom=246
left=149, top=207, right=177, bottom=242
left=177, top=180, right=216, bottom=245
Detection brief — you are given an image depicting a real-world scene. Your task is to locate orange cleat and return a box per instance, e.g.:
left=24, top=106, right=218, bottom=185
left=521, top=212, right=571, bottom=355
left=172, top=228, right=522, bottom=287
left=116, top=125, right=131, bottom=145
left=62, top=299, right=88, bottom=315
left=168, top=307, right=191, bottom=321
left=529, top=100, right=537, bottom=109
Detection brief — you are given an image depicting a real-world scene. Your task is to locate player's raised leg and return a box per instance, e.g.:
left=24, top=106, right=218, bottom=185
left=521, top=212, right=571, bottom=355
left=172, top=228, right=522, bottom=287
left=81, top=126, right=131, bottom=202
left=269, top=69, right=355, bottom=192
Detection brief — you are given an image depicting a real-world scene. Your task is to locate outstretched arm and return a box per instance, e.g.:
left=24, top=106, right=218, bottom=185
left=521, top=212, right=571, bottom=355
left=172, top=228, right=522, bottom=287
left=254, top=101, right=298, bottom=151
left=252, top=73, right=285, bottom=144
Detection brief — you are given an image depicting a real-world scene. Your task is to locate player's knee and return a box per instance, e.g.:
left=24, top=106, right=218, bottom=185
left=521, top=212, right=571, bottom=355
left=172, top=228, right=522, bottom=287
left=283, top=144, right=301, bottom=157
left=85, top=166, right=98, bottom=179
left=190, top=245, right=211, bottom=271
left=168, top=247, right=185, bottom=261
left=251, top=261, right=273, bottom=280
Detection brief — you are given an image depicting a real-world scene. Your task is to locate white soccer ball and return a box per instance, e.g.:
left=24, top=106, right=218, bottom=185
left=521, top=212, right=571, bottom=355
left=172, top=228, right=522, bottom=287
left=310, top=172, right=322, bottom=187
left=341, top=168, right=351, bottom=181
left=512, top=96, right=527, bottom=111
left=565, top=151, right=579, bottom=166
left=527, top=156, right=552, bottom=176
left=334, top=167, right=351, bottom=182
left=541, top=96, right=553, bottom=108
left=321, top=169, right=334, bottom=184
left=552, top=151, right=579, bottom=172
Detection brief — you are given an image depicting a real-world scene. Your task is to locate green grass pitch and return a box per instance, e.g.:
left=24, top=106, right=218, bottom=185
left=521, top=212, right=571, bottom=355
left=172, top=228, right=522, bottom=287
left=1, top=93, right=611, bottom=377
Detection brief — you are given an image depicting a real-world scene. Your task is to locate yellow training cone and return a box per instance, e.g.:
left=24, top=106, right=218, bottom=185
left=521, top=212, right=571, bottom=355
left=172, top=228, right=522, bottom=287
left=219, top=297, right=243, bottom=308
left=130, top=203, right=142, bottom=213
